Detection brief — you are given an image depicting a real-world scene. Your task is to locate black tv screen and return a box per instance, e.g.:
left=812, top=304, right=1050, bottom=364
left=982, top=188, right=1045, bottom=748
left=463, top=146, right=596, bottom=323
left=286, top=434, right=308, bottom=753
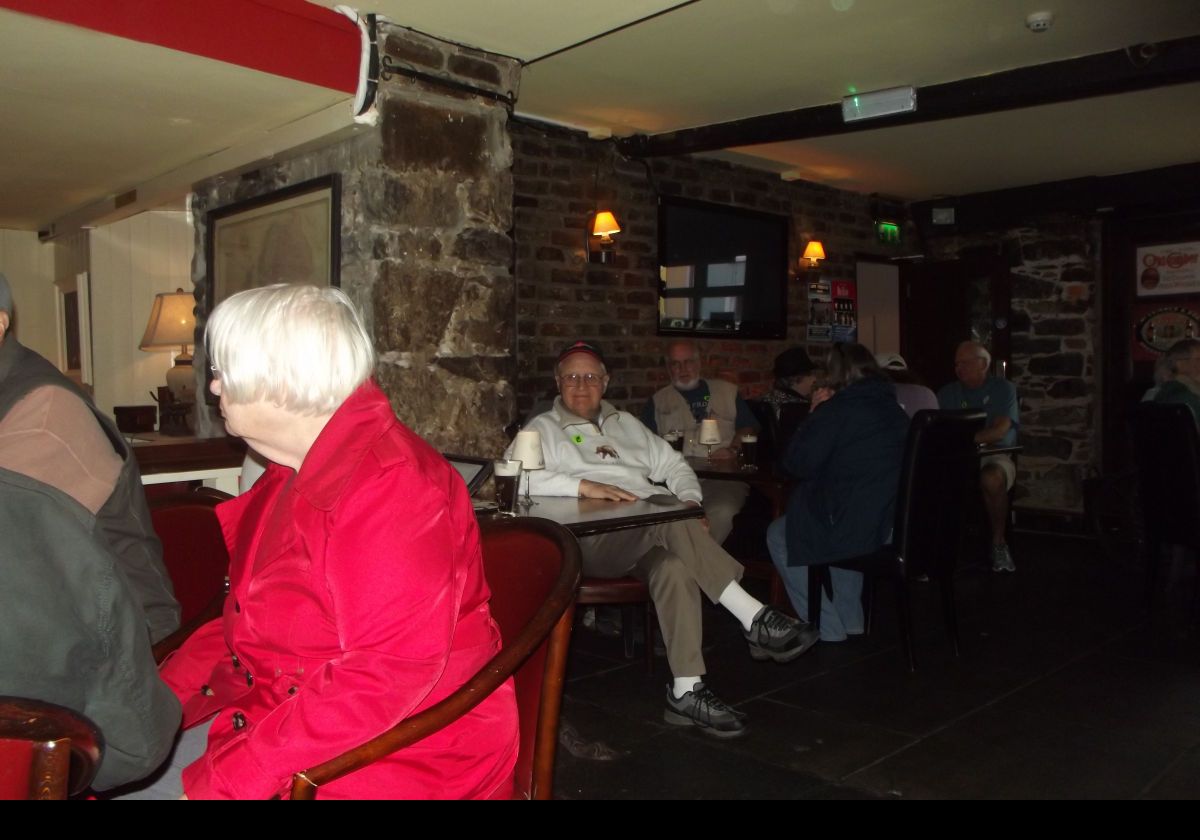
left=657, top=197, right=790, bottom=339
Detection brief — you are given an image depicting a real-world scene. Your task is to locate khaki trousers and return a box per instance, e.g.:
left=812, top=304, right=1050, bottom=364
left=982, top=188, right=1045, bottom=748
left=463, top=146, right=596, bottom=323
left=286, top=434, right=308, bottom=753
left=579, top=518, right=744, bottom=678
left=698, top=479, right=750, bottom=546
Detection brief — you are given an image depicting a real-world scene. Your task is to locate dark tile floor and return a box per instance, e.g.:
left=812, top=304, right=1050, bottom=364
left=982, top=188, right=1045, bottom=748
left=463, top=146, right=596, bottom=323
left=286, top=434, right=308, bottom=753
left=553, top=533, right=1200, bottom=799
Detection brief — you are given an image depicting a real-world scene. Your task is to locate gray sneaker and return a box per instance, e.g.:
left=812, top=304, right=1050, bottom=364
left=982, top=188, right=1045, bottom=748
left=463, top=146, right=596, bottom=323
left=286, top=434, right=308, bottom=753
left=664, top=682, right=746, bottom=738
left=992, top=543, right=1016, bottom=573
left=745, top=606, right=820, bottom=663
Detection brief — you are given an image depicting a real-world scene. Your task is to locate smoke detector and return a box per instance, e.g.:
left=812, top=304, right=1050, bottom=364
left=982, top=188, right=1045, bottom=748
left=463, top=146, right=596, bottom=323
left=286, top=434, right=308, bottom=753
left=1026, top=11, right=1054, bottom=33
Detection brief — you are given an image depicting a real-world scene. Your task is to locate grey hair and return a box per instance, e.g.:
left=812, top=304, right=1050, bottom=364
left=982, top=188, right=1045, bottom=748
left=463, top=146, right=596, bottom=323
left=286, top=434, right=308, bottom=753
left=206, top=284, right=375, bottom=415
left=825, top=342, right=886, bottom=389
left=959, top=340, right=992, bottom=368
left=1164, top=339, right=1200, bottom=375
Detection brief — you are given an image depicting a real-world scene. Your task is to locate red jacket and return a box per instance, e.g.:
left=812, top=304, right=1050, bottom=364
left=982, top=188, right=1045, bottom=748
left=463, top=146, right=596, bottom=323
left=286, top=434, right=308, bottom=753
left=159, top=382, right=518, bottom=799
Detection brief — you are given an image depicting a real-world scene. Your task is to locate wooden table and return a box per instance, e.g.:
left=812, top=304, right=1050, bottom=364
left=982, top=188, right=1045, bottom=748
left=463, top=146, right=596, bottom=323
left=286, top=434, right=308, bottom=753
left=500, top=494, right=704, bottom=537
left=131, top=433, right=247, bottom=495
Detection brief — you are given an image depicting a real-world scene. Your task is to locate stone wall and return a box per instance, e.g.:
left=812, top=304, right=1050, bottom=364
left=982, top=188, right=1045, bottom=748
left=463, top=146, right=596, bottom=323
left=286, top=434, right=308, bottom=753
left=191, top=25, right=519, bottom=454
left=511, top=120, right=884, bottom=416
left=927, top=215, right=1101, bottom=511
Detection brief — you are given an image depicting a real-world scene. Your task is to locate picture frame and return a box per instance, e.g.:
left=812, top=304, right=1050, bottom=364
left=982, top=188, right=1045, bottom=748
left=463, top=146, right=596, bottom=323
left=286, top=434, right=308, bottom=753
left=203, top=175, right=340, bottom=403
left=205, top=174, right=341, bottom=312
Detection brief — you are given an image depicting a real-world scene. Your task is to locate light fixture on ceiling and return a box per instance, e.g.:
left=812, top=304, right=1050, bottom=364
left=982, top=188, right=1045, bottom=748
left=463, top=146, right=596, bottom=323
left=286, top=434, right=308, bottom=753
left=801, top=240, right=825, bottom=269
left=587, top=210, right=622, bottom=264
left=139, top=288, right=195, bottom=434
left=841, top=86, right=916, bottom=123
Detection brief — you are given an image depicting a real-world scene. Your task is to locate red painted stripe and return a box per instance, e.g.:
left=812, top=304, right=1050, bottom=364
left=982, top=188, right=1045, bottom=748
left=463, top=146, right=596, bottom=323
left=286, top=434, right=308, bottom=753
left=0, top=0, right=359, bottom=93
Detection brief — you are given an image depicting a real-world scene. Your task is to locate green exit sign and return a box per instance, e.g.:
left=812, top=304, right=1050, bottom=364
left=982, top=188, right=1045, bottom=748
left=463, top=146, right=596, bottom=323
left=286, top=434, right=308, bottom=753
left=876, top=221, right=901, bottom=245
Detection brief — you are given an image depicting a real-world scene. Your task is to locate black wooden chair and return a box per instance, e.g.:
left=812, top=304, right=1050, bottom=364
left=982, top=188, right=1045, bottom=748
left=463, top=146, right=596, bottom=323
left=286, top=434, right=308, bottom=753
left=807, top=409, right=986, bottom=671
left=1129, top=402, right=1200, bottom=612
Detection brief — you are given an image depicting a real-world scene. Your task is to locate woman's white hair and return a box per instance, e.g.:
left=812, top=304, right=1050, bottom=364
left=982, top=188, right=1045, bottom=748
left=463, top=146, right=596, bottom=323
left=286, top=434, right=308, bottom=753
left=206, top=284, right=375, bottom=415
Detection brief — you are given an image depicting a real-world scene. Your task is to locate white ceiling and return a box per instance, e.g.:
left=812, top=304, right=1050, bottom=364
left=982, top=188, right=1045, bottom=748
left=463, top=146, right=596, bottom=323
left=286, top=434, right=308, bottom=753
left=2, top=0, right=1199, bottom=231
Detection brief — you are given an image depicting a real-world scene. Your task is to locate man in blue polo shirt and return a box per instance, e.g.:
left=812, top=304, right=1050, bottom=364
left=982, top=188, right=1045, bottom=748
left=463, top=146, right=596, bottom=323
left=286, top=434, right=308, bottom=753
left=937, top=341, right=1020, bottom=572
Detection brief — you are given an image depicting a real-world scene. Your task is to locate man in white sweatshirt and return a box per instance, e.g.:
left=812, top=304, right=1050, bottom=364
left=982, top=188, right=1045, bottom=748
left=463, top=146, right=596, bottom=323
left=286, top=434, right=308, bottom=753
left=514, top=341, right=818, bottom=738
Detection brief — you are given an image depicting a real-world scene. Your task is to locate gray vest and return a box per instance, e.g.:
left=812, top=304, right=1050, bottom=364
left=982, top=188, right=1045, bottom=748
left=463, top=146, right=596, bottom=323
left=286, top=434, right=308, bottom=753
left=0, top=337, right=179, bottom=643
left=651, top=378, right=739, bottom=458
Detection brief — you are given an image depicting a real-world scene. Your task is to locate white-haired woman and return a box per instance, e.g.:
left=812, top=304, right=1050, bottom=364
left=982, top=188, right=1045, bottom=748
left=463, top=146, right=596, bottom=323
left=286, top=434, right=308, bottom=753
left=157, top=284, right=518, bottom=799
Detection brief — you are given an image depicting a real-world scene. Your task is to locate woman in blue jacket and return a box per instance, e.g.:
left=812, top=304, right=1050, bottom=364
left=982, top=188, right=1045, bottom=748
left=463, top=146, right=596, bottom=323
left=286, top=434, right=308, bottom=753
left=766, top=343, right=910, bottom=641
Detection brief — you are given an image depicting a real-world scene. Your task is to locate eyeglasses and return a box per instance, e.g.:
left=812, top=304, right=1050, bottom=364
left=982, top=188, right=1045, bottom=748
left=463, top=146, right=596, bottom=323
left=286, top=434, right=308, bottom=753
left=667, top=358, right=699, bottom=370
left=559, top=372, right=605, bottom=388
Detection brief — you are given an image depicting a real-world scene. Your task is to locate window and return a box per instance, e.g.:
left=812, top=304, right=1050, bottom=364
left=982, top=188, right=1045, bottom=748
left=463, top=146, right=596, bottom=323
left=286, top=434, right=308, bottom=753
left=657, top=198, right=789, bottom=339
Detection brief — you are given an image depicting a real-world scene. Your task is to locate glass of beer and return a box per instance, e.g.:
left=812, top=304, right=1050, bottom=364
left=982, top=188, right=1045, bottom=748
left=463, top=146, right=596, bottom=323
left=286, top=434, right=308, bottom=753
left=493, top=459, right=522, bottom=514
left=739, top=434, right=758, bottom=470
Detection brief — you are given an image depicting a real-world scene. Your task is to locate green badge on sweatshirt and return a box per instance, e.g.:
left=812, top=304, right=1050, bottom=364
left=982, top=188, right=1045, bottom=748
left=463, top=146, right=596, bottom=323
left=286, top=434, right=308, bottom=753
left=572, top=434, right=584, bottom=445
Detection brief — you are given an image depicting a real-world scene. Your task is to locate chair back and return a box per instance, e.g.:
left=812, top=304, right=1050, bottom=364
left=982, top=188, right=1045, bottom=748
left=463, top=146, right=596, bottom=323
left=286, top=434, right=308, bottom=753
left=893, top=409, right=987, bottom=577
left=149, top=490, right=232, bottom=625
left=289, top=516, right=580, bottom=800
left=478, top=517, right=580, bottom=799
left=0, top=697, right=102, bottom=800
left=1130, top=402, right=1200, bottom=550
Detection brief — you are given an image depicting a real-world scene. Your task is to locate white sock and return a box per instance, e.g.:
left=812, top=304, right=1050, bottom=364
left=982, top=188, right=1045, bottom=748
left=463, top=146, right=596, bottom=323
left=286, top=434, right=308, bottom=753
left=672, top=677, right=702, bottom=699
left=718, top=580, right=766, bottom=631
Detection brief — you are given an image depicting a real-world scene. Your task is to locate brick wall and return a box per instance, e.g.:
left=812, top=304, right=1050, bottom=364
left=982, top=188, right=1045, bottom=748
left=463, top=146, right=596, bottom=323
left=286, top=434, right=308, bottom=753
left=511, top=120, right=885, bottom=416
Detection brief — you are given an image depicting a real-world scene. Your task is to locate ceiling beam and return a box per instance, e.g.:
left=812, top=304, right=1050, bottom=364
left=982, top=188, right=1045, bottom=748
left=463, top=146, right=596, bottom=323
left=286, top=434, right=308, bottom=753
left=0, top=0, right=359, bottom=93
left=620, top=35, right=1200, bottom=158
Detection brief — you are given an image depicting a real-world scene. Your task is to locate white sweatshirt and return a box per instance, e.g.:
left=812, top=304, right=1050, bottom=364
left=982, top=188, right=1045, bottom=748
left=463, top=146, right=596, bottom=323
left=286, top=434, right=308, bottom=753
left=510, top=398, right=703, bottom=504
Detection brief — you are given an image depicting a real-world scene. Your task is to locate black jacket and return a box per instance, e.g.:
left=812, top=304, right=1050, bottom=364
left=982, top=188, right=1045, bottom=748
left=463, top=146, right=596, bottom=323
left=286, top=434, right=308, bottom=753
left=0, top=468, right=182, bottom=790
left=782, top=377, right=909, bottom=567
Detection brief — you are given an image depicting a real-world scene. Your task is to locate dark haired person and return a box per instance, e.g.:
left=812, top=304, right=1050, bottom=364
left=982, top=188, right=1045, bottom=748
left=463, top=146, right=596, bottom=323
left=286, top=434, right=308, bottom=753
left=766, top=343, right=909, bottom=641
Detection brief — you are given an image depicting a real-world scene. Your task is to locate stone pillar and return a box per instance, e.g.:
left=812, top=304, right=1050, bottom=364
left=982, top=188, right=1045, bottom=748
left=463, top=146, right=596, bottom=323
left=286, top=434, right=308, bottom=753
left=191, top=25, right=520, bottom=455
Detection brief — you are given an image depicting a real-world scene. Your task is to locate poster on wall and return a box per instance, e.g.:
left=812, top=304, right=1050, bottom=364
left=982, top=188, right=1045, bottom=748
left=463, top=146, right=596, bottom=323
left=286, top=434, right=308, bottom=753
left=807, top=279, right=832, bottom=342
left=1135, top=241, right=1200, bottom=297
left=1131, top=302, right=1200, bottom=361
left=830, top=278, right=858, bottom=343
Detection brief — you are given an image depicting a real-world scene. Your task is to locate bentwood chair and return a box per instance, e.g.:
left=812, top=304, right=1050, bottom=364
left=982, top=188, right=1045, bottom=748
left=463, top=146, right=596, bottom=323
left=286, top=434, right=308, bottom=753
left=576, top=576, right=656, bottom=673
left=808, top=409, right=986, bottom=671
left=149, top=489, right=233, bottom=663
left=289, top=516, right=581, bottom=800
left=1130, top=402, right=1200, bottom=612
left=0, top=697, right=103, bottom=800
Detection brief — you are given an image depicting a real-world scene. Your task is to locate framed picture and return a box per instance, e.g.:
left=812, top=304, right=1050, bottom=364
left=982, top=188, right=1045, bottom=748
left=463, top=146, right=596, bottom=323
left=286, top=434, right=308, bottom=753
left=203, top=175, right=340, bottom=403
left=205, top=174, right=341, bottom=312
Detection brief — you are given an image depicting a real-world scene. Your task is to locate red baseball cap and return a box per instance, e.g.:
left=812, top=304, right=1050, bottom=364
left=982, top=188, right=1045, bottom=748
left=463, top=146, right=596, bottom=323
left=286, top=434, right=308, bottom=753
left=557, top=340, right=606, bottom=367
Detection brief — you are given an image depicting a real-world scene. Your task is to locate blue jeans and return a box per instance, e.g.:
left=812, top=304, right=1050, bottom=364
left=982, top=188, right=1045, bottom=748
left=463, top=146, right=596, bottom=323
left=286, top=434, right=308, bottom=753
left=766, top=516, right=864, bottom=642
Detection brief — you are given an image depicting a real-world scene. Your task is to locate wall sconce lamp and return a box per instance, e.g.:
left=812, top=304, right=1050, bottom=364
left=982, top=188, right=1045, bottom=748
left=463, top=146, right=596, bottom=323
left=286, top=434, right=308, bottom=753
left=587, top=210, right=621, bottom=264
left=801, top=240, right=826, bottom=270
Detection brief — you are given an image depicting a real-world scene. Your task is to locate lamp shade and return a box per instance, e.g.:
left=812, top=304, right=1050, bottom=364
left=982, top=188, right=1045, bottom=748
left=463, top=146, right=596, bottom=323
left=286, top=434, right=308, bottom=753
left=140, top=289, right=195, bottom=351
left=802, top=241, right=826, bottom=264
left=591, top=210, right=621, bottom=239
left=510, top=430, right=545, bottom=471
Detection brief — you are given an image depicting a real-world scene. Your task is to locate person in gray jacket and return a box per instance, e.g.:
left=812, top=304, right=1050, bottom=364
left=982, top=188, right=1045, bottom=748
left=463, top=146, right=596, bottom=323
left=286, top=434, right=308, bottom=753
left=0, top=467, right=182, bottom=790
left=0, top=272, right=178, bottom=641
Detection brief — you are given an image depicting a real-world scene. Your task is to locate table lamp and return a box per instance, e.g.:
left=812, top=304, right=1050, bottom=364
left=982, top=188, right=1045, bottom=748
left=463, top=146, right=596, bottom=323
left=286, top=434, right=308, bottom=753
left=511, top=429, right=545, bottom=506
left=698, top=418, right=721, bottom=460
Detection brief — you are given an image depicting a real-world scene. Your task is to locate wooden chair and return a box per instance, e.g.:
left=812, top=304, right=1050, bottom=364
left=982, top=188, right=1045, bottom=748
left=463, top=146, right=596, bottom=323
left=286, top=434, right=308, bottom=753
left=148, top=489, right=233, bottom=663
left=0, top=697, right=102, bottom=800
left=577, top=576, right=655, bottom=673
left=808, top=409, right=986, bottom=670
left=1130, top=402, right=1200, bottom=610
left=289, top=516, right=581, bottom=800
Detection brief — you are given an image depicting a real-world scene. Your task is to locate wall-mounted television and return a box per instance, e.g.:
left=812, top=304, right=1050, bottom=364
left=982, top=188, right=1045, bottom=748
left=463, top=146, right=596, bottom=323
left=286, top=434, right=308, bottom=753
left=657, top=197, right=790, bottom=339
